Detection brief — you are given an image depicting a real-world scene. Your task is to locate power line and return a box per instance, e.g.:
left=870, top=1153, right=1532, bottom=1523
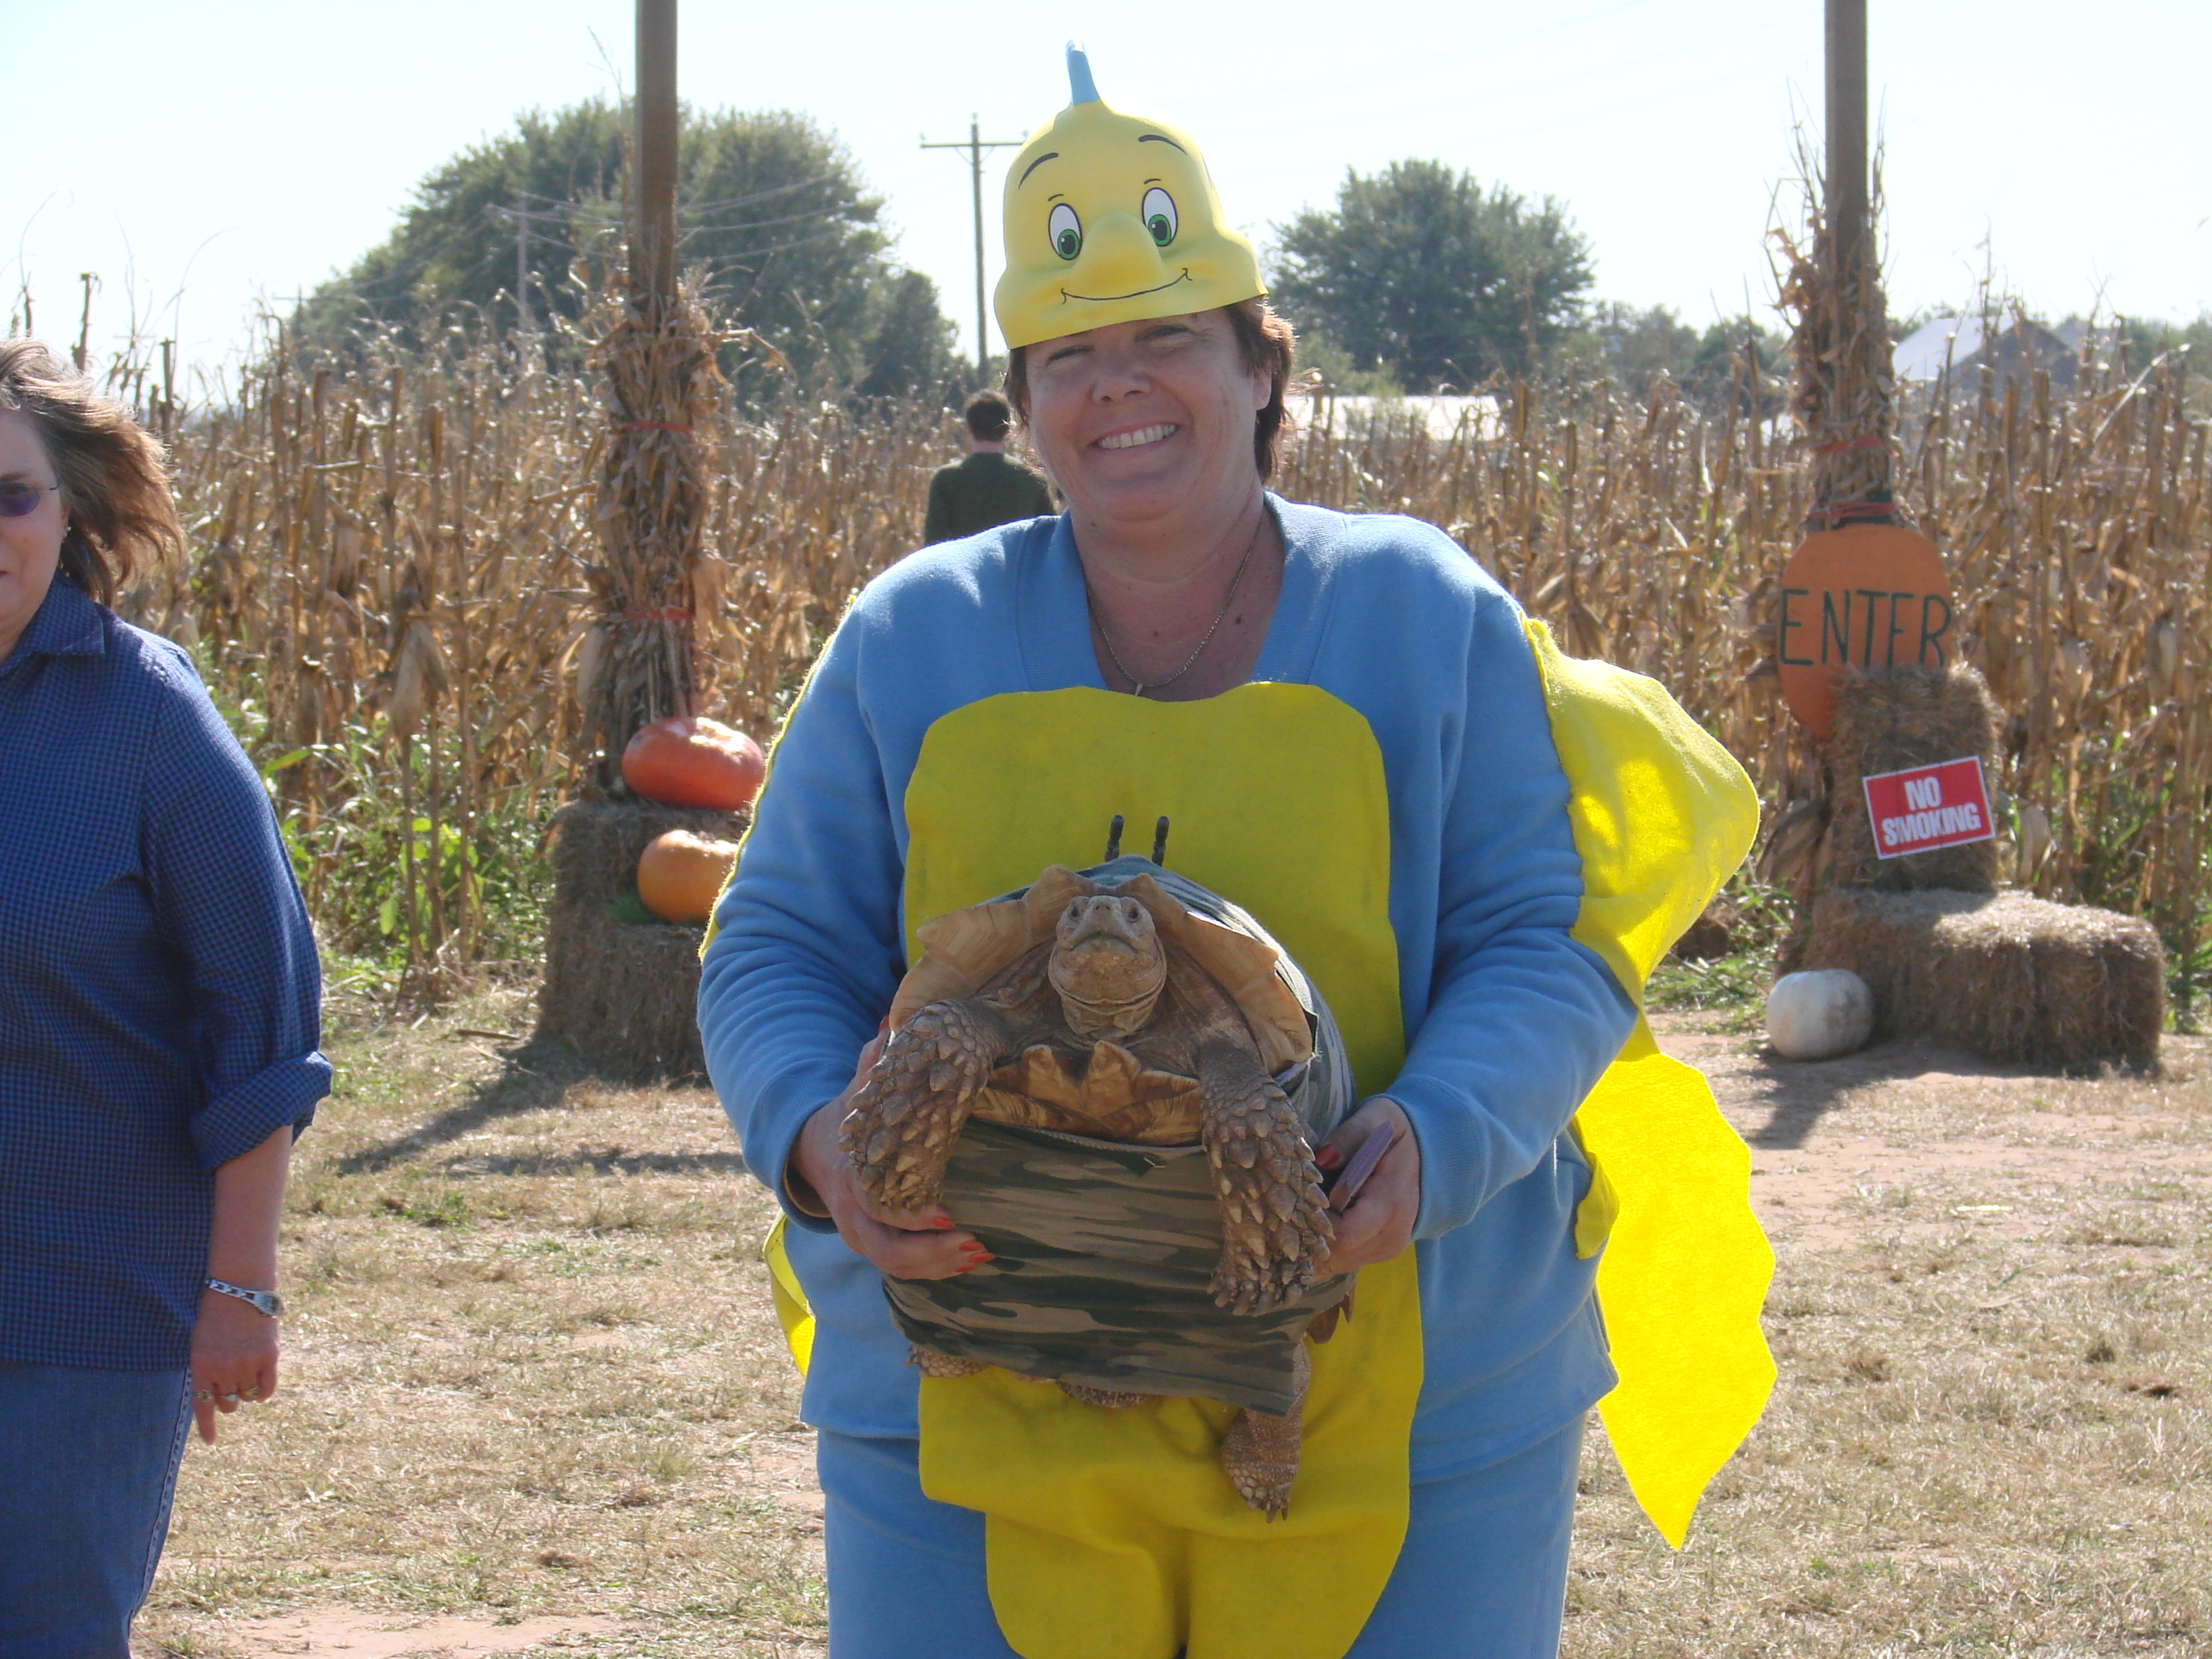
left=923, top=117, right=1024, bottom=387
left=516, top=173, right=839, bottom=216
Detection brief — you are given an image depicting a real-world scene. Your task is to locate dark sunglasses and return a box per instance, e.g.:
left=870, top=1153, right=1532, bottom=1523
left=0, top=481, right=59, bottom=519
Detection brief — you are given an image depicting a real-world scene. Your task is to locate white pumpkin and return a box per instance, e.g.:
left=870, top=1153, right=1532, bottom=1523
left=1765, top=969, right=1874, bottom=1060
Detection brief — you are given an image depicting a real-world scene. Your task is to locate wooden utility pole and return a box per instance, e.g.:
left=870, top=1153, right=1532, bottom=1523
left=1784, top=0, right=1894, bottom=520
left=636, top=0, right=679, bottom=306
left=923, top=116, right=1024, bottom=387
left=514, top=189, right=533, bottom=335
left=1825, top=0, right=1869, bottom=303
left=487, top=200, right=564, bottom=336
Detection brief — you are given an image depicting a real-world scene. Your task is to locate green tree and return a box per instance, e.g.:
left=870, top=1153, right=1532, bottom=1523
left=297, top=100, right=957, bottom=399
left=1566, top=302, right=1701, bottom=395
left=1682, top=317, right=1787, bottom=415
left=1556, top=306, right=1784, bottom=414
left=1268, top=160, right=1593, bottom=388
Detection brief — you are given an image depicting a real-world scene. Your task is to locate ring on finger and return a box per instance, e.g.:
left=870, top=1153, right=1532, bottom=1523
left=219, top=1391, right=241, bottom=1403
left=193, top=1388, right=212, bottom=1402
left=240, top=1385, right=261, bottom=1400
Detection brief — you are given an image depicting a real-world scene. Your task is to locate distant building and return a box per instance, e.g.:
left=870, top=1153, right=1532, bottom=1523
left=1295, top=393, right=1505, bottom=441
left=1893, top=314, right=2076, bottom=393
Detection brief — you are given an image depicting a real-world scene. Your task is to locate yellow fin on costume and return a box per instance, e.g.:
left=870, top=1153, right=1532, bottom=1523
left=763, top=1216, right=814, bottom=1371
left=1524, top=617, right=1778, bottom=1548
left=994, top=45, right=1265, bottom=351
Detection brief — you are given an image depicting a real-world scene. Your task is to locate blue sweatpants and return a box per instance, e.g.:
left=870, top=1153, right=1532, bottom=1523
left=818, top=1417, right=1583, bottom=1659
left=0, top=1361, right=194, bottom=1658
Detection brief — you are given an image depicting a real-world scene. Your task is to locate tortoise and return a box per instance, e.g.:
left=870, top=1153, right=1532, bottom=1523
left=841, top=846, right=1352, bottom=1515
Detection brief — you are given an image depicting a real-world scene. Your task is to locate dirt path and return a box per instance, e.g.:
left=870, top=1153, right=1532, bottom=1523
left=1659, top=1012, right=2212, bottom=1251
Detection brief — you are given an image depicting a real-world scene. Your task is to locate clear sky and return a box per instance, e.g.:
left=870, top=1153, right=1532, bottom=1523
left=9, top=0, right=2207, bottom=383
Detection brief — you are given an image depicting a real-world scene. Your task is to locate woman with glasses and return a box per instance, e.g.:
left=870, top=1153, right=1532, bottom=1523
left=0, top=339, right=329, bottom=1656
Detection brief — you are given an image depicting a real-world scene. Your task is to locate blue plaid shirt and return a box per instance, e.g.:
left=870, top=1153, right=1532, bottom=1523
left=1, top=579, right=329, bottom=1370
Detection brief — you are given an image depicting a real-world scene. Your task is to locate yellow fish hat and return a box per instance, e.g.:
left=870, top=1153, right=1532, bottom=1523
left=994, top=44, right=1265, bottom=351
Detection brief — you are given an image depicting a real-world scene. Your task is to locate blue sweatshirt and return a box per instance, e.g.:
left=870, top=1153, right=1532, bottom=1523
left=700, top=498, right=1638, bottom=1478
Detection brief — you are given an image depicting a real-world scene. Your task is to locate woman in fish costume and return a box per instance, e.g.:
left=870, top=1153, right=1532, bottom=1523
left=699, top=47, right=1773, bottom=1659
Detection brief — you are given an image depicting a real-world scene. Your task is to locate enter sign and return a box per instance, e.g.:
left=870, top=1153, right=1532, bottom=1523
left=1777, top=523, right=1955, bottom=739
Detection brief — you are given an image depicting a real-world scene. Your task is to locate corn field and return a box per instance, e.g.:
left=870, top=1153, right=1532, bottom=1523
left=99, top=318, right=2209, bottom=1005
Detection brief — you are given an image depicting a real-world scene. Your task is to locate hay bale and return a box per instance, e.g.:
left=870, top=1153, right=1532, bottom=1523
left=535, top=799, right=748, bottom=1080
left=1672, top=901, right=1738, bottom=961
left=1821, top=663, right=2004, bottom=894
left=1800, top=888, right=2163, bottom=1071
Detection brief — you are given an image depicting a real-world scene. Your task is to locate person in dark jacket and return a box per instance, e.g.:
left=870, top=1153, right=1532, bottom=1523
left=0, top=338, right=329, bottom=1656
left=923, top=390, right=1055, bottom=544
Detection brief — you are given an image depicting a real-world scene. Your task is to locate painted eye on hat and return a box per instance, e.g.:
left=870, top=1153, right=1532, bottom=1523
left=1141, top=187, right=1178, bottom=247
left=1049, top=203, right=1083, bottom=261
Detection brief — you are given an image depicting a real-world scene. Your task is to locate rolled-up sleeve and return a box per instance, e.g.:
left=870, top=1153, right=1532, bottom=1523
left=141, top=662, right=330, bottom=1170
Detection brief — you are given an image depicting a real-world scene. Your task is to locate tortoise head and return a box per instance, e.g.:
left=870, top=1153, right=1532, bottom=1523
left=1048, top=889, right=1167, bottom=1039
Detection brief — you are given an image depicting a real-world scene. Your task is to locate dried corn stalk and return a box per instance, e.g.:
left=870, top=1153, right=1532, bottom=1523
left=80, top=282, right=2203, bottom=1001
left=583, top=262, right=725, bottom=789
left=1774, top=152, right=1900, bottom=521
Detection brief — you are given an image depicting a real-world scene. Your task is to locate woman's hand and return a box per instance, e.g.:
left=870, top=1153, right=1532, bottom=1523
left=189, top=1290, right=278, bottom=1443
left=195, top=1123, right=292, bottom=1443
left=786, top=1029, right=992, bottom=1280
left=1313, top=1097, right=1420, bottom=1277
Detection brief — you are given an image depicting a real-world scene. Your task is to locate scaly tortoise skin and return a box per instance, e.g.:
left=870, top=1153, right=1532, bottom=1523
left=841, top=862, right=1341, bottom=1516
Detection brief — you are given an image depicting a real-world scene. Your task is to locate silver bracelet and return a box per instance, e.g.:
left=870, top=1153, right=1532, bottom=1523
left=205, top=1277, right=283, bottom=1318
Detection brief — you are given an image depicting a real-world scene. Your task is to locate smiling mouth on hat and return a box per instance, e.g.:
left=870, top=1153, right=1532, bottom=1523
left=1059, top=271, right=1192, bottom=305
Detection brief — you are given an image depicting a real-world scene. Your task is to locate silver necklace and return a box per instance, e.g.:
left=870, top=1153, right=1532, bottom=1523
left=1083, top=516, right=1264, bottom=698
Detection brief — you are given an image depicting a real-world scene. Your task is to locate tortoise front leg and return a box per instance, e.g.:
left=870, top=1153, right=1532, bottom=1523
left=1196, top=1039, right=1334, bottom=1317
left=842, top=998, right=1010, bottom=1213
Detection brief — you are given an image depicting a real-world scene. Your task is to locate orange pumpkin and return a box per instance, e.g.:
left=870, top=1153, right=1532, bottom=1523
left=621, top=716, right=765, bottom=810
left=637, top=830, right=742, bottom=925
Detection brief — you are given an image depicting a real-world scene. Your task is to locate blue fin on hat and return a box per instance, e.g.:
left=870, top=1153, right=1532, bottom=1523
left=1066, top=41, right=1100, bottom=105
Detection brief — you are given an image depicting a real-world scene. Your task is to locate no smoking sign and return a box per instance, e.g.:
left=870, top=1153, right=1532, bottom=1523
left=1861, top=757, right=1996, bottom=859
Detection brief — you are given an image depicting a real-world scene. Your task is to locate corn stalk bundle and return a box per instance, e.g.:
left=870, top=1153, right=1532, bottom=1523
left=581, top=268, right=724, bottom=789
left=1773, top=172, right=1900, bottom=520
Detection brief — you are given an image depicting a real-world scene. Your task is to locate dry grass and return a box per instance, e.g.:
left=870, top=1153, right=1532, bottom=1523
left=140, top=994, right=2210, bottom=1657
left=141, top=982, right=823, bottom=1657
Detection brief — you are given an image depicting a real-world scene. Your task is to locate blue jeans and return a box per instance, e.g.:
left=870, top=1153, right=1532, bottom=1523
left=818, top=1417, right=1584, bottom=1658
left=0, top=1361, right=193, bottom=1658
